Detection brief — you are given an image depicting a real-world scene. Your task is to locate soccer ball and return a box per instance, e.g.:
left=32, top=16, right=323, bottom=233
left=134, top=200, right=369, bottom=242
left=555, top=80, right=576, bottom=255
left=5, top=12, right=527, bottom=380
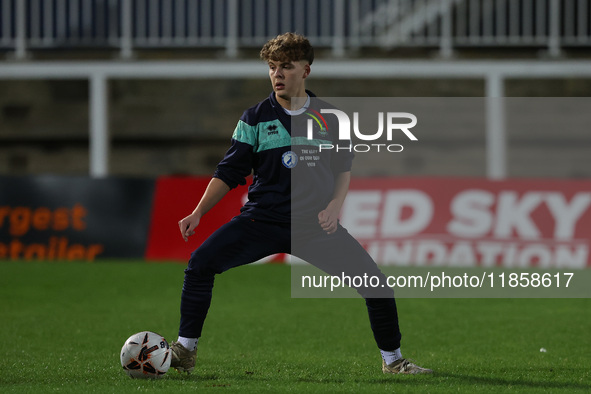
left=120, top=331, right=171, bottom=379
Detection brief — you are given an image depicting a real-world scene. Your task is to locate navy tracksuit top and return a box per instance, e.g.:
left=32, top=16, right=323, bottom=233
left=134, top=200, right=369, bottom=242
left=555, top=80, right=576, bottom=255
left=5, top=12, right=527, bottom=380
left=213, top=90, right=353, bottom=224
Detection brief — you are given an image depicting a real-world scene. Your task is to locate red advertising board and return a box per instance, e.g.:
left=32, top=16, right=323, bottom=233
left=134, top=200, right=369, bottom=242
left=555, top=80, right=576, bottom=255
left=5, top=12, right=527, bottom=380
left=145, top=176, right=591, bottom=268
left=344, top=177, right=591, bottom=268
left=145, top=176, right=250, bottom=261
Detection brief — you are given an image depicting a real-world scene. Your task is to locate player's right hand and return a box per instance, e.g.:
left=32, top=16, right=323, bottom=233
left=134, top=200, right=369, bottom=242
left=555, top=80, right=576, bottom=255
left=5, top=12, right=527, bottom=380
left=178, top=213, right=200, bottom=242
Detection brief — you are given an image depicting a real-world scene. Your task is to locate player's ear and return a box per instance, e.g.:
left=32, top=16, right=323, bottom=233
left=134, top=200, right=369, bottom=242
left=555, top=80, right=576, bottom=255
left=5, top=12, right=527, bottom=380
left=303, top=63, right=311, bottom=79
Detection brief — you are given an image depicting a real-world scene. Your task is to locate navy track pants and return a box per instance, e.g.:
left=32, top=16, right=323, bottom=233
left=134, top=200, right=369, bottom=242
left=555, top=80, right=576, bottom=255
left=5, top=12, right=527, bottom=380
left=179, top=215, right=402, bottom=351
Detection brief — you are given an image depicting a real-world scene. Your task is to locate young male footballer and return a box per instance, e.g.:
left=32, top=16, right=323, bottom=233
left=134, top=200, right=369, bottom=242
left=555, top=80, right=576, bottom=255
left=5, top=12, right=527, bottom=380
left=170, top=32, right=432, bottom=376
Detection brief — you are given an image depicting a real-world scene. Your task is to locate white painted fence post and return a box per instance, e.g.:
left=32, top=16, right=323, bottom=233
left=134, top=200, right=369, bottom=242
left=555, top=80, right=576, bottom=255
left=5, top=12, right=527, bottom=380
left=333, top=0, right=346, bottom=57
left=120, top=0, right=134, bottom=59
left=485, top=72, right=506, bottom=179
left=226, top=0, right=239, bottom=58
left=89, top=74, right=109, bottom=178
left=14, top=0, right=28, bottom=60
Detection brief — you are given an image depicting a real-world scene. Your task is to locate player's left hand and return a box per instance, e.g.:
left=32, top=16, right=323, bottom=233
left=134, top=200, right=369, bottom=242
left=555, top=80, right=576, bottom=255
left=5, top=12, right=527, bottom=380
left=318, top=202, right=340, bottom=235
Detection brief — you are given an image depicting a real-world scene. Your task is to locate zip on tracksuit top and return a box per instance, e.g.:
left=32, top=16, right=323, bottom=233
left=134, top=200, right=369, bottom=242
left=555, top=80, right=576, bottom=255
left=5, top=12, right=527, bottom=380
left=213, top=90, right=353, bottom=224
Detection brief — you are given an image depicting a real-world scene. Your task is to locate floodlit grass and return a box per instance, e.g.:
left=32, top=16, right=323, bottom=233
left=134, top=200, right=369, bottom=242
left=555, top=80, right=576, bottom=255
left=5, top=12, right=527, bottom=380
left=0, top=260, right=590, bottom=393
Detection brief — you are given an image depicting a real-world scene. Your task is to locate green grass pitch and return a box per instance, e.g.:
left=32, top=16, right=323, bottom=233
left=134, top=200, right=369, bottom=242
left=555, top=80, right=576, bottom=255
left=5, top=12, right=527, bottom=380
left=1, top=260, right=590, bottom=393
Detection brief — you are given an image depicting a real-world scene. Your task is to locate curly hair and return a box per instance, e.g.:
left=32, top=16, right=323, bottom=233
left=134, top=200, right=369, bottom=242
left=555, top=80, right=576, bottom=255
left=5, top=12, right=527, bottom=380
left=260, top=32, right=314, bottom=65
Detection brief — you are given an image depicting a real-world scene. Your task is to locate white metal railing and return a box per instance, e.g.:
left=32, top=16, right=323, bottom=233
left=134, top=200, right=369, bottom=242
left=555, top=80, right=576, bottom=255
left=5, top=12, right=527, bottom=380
left=2, top=59, right=591, bottom=178
left=1, top=0, right=590, bottom=60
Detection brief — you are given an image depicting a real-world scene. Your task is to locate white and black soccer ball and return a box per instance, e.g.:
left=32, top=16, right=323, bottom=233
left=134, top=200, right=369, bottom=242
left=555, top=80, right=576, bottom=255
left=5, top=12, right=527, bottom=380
left=120, top=331, right=171, bottom=379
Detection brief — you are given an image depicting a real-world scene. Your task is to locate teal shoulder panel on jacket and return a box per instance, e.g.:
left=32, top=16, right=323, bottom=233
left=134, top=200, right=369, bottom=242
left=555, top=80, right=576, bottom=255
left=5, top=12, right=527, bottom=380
left=232, top=120, right=258, bottom=147
left=255, top=120, right=291, bottom=153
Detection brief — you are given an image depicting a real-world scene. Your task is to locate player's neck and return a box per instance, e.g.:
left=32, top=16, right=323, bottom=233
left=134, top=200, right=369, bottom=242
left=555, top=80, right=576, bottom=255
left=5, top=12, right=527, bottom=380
left=276, top=88, right=307, bottom=111
left=282, top=95, right=310, bottom=116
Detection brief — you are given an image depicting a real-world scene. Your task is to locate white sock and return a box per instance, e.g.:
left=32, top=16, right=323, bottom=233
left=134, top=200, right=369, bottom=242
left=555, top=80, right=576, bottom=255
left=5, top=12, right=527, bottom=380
left=177, top=336, right=199, bottom=352
left=380, top=348, right=402, bottom=365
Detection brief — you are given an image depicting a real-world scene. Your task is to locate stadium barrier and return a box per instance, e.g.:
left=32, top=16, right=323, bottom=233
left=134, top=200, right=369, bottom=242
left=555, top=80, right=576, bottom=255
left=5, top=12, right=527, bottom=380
left=145, top=176, right=247, bottom=262
left=0, top=175, right=154, bottom=261
left=343, top=177, right=591, bottom=269
left=1, top=175, right=590, bottom=268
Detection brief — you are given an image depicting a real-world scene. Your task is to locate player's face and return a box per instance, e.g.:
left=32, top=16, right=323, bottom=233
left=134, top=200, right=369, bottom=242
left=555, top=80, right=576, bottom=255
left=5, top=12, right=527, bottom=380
left=268, top=59, right=310, bottom=108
